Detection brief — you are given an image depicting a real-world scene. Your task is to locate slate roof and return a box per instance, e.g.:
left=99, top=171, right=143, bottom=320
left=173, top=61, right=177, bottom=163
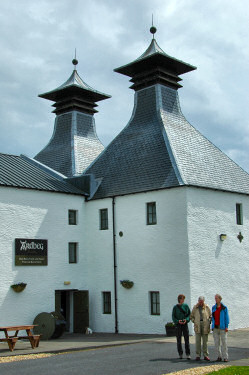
left=0, top=153, right=86, bottom=195
left=39, top=68, right=111, bottom=104
left=84, top=84, right=249, bottom=199
left=35, top=112, right=104, bottom=177
left=115, top=38, right=196, bottom=77
left=84, top=37, right=249, bottom=199
left=35, top=62, right=109, bottom=177
left=114, top=38, right=196, bottom=92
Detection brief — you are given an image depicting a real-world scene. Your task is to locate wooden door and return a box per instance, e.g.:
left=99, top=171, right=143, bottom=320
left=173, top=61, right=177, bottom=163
left=73, top=290, right=89, bottom=333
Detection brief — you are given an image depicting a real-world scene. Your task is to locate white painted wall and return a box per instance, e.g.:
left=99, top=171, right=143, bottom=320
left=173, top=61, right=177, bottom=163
left=85, top=188, right=190, bottom=334
left=0, top=186, right=86, bottom=333
left=187, top=187, right=249, bottom=330
left=1, top=184, right=247, bottom=335
left=84, top=198, right=116, bottom=332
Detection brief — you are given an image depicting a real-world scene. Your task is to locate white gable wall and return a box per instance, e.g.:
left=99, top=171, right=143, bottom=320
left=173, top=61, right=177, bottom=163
left=187, top=187, right=249, bottom=329
left=0, top=186, right=86, bottom=329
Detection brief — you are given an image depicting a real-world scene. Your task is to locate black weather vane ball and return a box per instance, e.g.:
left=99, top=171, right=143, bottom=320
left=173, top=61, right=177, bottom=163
left=72, top=58, right=78, bottom=66
left=150, top=26, right=157, bottom=35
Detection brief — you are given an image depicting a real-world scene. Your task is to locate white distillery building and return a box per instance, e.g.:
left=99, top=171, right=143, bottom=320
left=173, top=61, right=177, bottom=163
left=0, top=29, right=248, bottom=335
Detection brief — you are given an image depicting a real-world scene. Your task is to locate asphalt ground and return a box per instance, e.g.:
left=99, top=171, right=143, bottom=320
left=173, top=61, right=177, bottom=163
left=0, top=328, right=248, bottom=374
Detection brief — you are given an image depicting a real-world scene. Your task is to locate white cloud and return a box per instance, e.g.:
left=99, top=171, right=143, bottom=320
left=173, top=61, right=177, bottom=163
left=0, top=0, right=248, bottom=173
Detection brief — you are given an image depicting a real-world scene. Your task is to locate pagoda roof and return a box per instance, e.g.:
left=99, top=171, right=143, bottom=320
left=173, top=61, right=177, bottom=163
left=39, top=69, right=111, bottom=103
left=114, top=38, right=196, bottom=78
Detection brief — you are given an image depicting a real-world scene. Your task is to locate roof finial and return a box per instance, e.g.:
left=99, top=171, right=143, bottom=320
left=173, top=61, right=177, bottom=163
left=72, top=48, right=78, bottom=70
left=150, top=14, right=157, bottom=39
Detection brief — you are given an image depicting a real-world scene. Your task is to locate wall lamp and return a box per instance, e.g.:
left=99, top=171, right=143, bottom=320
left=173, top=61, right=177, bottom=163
left=220, top=234, right=227, bottom=241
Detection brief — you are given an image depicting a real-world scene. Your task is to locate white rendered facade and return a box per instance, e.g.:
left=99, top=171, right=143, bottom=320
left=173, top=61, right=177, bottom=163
left=0, top=183, right=248, bottom=334
left=0, top=186, right=86, bottom=332
left=85, top=187, right=248, bottom=334
left=187, top=187, right=248, bottom=330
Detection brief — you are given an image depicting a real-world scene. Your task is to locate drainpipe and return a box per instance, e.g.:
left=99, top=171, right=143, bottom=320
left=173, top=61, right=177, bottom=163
left=112, top=197, right=118, bottom=333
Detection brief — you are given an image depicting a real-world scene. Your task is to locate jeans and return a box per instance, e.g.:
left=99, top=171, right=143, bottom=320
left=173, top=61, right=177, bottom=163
left=176, top=323, right=190, bottom=355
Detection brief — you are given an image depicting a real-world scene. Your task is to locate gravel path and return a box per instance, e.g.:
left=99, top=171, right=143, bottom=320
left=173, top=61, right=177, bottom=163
left=0, top=353, right=53, bottom=363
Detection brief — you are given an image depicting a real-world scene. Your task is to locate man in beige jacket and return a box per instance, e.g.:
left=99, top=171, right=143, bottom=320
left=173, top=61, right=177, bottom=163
left=190, top=296, right=212, bottom=361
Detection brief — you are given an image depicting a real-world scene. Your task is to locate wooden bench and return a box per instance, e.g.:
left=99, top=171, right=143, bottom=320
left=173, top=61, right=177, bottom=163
left=0, top=325, right=40, bottom=351
left=17, top=335, right=41, bottom=348
left=0, top=337, right=19, bottom=351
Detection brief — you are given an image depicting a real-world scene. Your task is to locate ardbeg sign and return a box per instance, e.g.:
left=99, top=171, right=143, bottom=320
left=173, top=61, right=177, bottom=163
left=15, top=239, right=48, bottom=266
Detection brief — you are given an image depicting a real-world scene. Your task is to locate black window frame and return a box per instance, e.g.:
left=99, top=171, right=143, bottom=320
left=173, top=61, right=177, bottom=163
left=147, top=202, right=157, bottom=225
left=150, top=291, right=160, bottom=315
left=68, top=210, right=77, bottom=225
left=100, top=208, right=108, bottom=230
left=236, top=203, right=243, bottom=225
left=68, top=242, right=78, bottom=263
left=103, top=291, right=111, bottom=314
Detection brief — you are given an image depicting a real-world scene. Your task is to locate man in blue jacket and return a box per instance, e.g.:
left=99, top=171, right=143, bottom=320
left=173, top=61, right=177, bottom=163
left=212, top=294, right=230, bottom=362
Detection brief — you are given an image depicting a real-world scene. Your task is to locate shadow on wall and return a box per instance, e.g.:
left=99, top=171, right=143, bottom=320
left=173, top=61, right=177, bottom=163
left=215, top=239, right=222, bottom=258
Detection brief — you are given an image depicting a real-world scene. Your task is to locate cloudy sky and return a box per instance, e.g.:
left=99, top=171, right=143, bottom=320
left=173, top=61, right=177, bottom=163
left=0, top=0, right=248, bottom=172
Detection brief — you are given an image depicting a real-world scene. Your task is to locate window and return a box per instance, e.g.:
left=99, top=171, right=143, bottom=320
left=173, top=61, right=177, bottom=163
left=150, top=292, right=160, bottom=315
left=103, top=292, right=111, bottom=314
left=68, top=242, right=78, bottom=263
left=68, top=210, right=77, bottom=225
left=236, top=204, right=243, bottom=225
left=100, top=209, right=108, bottom=230
left=147, top=202, right=157, bottom=225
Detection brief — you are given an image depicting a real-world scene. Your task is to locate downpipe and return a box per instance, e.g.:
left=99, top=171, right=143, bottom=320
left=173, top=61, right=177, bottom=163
left=112, top=197, right=118, bottom=333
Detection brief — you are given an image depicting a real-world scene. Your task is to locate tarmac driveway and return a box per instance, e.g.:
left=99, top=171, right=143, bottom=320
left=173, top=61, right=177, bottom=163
left=0, top=337, right=249, bottom=375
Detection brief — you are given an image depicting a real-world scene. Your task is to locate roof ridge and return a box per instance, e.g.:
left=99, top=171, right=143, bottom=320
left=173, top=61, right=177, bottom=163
left=20, top=154, right=66, bottom=180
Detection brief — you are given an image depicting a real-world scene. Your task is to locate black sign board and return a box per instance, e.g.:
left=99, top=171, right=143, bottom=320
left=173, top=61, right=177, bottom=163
left=15, top=238, right=48, bottom=266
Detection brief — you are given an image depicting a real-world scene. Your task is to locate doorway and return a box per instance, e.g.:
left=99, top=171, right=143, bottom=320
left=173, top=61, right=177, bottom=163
left=55, top=290, right=89, bottom=333
left=73, top=290, right=89, bottom=333
left=55, top=290, right=71, bottom=331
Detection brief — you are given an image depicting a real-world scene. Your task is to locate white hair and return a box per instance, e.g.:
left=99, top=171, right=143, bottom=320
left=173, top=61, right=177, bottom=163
left=198, top=296, right=205, bottom=301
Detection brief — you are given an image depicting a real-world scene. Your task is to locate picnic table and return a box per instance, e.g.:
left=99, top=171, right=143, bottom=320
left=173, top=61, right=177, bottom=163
left=0, top=325, right=40, bottom=352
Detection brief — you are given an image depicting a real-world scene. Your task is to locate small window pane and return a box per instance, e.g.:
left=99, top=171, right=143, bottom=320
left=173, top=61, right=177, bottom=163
left=150, top=292, right=160, bottom=315
left=103, top=292, right=111, bottom=314
left=236, top=204, right=243, bottom=225
left=147, top=202, right=157, bottom=225
left=100, top=209, right=108, bottom=230
left=69, top=243, right=77, bottom=263
left=68, top=210, right=77, bottom=225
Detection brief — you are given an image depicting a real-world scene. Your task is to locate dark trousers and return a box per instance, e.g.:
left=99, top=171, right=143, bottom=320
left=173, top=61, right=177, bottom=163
left=176, top=323, right=190, bottom=355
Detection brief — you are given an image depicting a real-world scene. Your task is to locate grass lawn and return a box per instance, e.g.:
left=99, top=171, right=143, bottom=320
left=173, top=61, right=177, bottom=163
left=208, top=367, right=249, bottom=374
